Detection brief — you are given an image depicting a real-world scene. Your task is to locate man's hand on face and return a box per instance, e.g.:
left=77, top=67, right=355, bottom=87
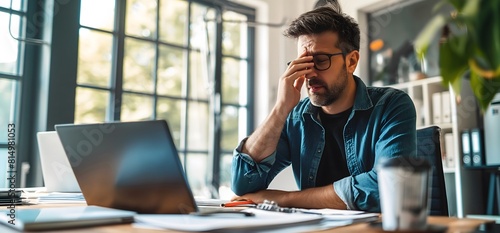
left=276, top=50, right=316, bottom=114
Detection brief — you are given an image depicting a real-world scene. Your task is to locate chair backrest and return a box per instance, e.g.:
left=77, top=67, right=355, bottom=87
left=416, top=126, right=449, bottom=216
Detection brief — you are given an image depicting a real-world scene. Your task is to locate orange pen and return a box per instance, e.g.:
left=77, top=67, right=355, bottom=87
left=220, top=200, right=256, bottom=207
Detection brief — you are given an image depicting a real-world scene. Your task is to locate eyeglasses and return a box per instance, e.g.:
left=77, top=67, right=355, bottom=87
left=287, top=52, right=344, bottom=71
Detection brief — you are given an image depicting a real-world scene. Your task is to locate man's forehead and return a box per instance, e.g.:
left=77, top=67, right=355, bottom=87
left=297, top=32, right=339, bottom=52
left=297, top=36, right=314, bottom=48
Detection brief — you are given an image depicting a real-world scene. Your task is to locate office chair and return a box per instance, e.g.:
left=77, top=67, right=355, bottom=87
left=417, top=126, right=449, bottom=216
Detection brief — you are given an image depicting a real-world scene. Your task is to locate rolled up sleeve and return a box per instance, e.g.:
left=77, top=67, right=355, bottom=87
left=333, top=177, right=354, bottom=209
left=231, top=138, right=277, bottom=195
left=334, top=170, right=380, bottom=212
left=338, top=91, right=416, bottom=213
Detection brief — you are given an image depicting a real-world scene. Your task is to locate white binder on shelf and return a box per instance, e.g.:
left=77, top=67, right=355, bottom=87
left=461, top=130, right=472, bottom=167
left=432, top=92, right=442, bottom=124
left=470, top=128, right=484, bottom=166
left=444, top=133, right=455, bottom=168
left=441, top=91, right=451, bottom=123
left=413, top=99, right=424, bottom=127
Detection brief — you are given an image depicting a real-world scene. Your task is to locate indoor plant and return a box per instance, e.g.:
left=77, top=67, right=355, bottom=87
left=415, top=0, right=500, bottom=111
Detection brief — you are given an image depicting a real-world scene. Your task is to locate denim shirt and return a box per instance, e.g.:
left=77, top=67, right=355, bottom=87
left=231, top=76, right=416, bottom=212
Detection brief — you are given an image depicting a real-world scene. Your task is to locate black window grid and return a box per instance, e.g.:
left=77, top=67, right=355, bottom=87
left=0, top=2, right=27, bottom=149
left=75, top=0, right=255, bottom=194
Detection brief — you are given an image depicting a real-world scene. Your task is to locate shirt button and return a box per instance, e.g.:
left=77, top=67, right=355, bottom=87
left=309, top=176, right=313, bottom=180
left=317, top=149, right=321, bottom=153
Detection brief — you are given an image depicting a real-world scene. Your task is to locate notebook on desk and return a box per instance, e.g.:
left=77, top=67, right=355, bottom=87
left=55, top=120, right=199, bottom=214
left=37, top=131, right=81, bottom=192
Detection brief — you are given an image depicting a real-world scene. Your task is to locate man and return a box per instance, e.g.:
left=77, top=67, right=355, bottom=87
left=231, top=4, right=416, bottom=212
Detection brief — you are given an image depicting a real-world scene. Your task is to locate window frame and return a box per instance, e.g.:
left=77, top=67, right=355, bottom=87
left=25, top=0, right=255, bottom=195
left=6, top=0, right=255, bottom=193
left=0, top=0, right=43, bottom=188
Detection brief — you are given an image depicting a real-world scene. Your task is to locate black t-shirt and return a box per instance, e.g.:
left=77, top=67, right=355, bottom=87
left=315, top=108, right=352, bottom=187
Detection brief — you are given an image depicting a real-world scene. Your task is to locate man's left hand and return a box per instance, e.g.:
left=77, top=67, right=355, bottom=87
left=230, top=185, right=347, bottom=209
left=231, top=189, right=290, bottom=206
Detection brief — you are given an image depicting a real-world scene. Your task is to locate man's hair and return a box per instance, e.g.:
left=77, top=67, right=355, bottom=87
left=283, top=4, right=360, bottom=53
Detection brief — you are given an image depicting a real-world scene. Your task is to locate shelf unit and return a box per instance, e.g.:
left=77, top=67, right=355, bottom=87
left=388, top=76, right=484, bottom=217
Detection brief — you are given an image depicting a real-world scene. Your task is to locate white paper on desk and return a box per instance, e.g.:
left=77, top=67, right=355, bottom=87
left=37, top=192, right=86, bottom=204
left=321, top=213, right=379, bottom=222
left=38, top=192, right=84, bottom=200
left=299, top=208, right=379, bottom=222
left=300, top=208, right=365, bottom=215
left=194, top=198, right=229, bottom=207
left=134, top=219, right=354, bottom=233
left=36, top=200, right=87, bottom=204
left=135, top=209, right=322, bottom=232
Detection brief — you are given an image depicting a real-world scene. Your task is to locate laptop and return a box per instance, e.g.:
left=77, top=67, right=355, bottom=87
left=36, top=131, right=81, bottom=192
left=54, top=120, right=198, bottom=214
left=0, top=205, right=135, bottom=231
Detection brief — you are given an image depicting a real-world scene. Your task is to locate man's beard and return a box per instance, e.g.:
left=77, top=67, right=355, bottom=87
left=308, top=66, right=349, bottom=107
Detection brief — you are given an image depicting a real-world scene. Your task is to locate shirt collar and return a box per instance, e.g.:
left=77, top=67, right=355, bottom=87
left=352, top=75, right=374, bottom=111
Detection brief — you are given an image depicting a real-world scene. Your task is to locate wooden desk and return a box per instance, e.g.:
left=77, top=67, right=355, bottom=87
left=44, top=216, right=493, bottom=233
left=332, top=217, right=493, bottom=233
left=1, top=204, right=494, bottom=233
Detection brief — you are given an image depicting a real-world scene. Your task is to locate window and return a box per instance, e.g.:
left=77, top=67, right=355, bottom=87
left=77, top=0, right=255, bottom=198
left=364, top=0, right=448, bottom=86
left=0, top=0, right=24, bottom=188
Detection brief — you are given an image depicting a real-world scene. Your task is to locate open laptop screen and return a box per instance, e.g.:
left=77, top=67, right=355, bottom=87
left=55, top=120, right=198, bottom=214
left=37, top=131, right=81, bottom=192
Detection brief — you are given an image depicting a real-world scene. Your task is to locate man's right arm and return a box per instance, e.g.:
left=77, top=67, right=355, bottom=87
left=231, top=108, right=292, bottom=196
left=231, top=51, right=315, bottom=194
left=241, top=106, right=289, bottom=162
left=241, top=50, right=314, bottom=162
